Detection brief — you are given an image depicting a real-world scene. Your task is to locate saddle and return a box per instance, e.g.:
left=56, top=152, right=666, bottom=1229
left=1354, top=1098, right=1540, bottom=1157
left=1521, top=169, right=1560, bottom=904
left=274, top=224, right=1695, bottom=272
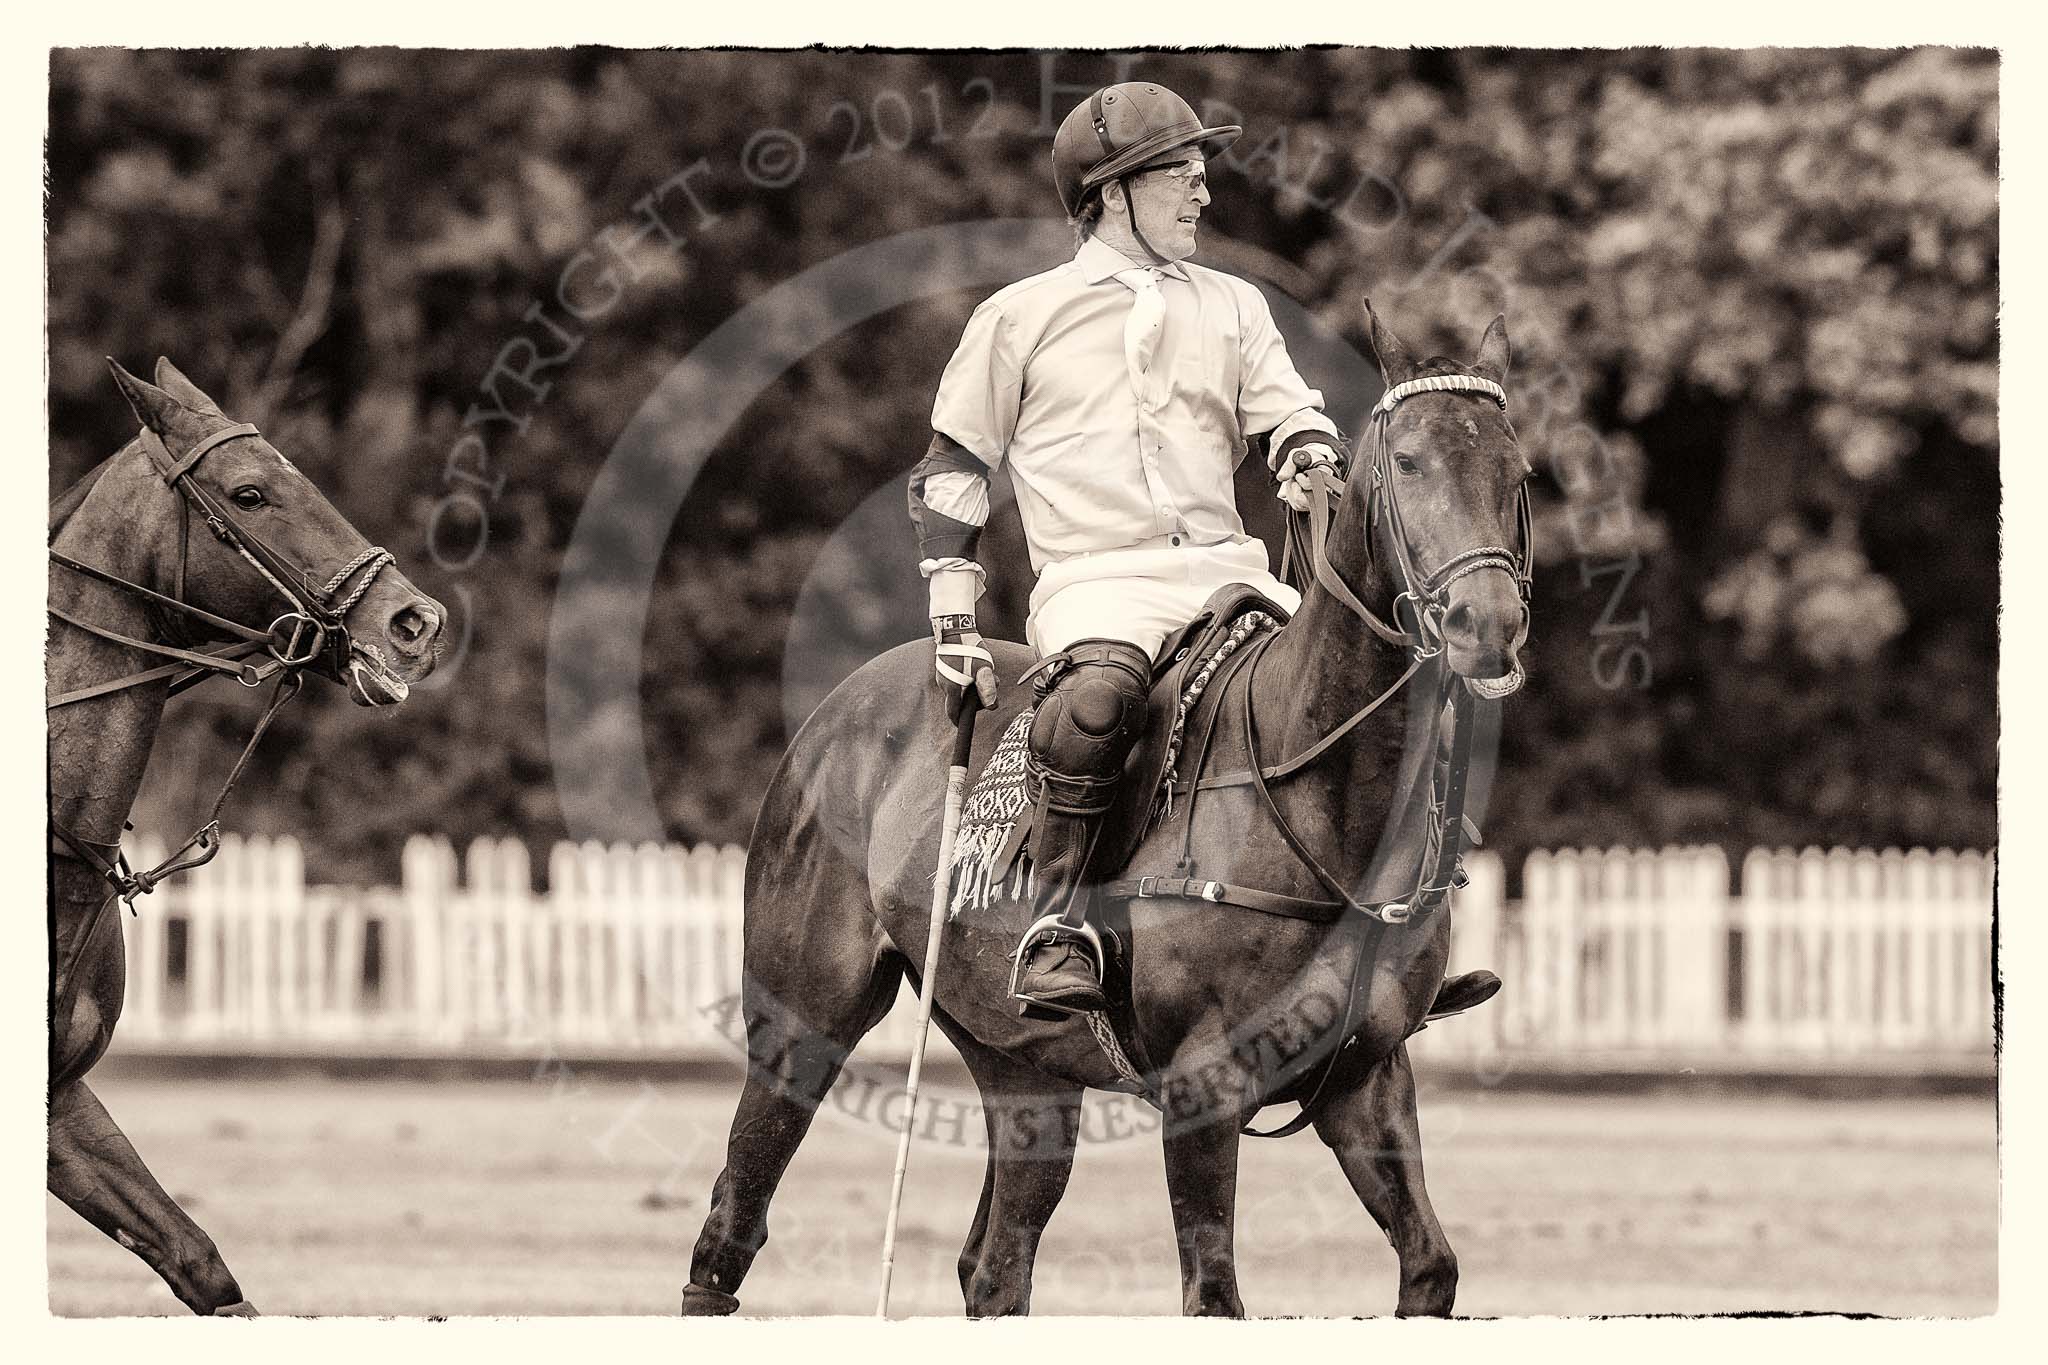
left=948, top=582, right=1288, bottom=918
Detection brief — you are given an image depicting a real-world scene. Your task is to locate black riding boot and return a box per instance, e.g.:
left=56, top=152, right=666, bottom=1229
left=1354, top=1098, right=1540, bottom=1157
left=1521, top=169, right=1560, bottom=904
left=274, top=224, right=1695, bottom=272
left=1009, top=638, right=1152, bottom=1019
left=1012, top=798, right=1115, bottom=1017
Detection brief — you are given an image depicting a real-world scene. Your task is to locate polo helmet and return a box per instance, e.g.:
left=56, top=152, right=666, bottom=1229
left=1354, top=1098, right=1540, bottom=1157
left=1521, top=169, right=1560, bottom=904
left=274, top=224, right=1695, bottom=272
left=1051, top=82, right=1242, bottom=217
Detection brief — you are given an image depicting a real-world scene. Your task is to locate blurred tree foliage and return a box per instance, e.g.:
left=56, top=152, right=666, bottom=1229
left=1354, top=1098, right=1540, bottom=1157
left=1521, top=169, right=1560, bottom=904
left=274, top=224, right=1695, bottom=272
left=47, top=48, right=1996, bottom=883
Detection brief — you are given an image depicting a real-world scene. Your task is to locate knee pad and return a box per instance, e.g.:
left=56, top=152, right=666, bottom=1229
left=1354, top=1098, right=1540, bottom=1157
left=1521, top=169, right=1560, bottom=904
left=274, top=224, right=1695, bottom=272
left=1026, top=640, right=1152, bottom=807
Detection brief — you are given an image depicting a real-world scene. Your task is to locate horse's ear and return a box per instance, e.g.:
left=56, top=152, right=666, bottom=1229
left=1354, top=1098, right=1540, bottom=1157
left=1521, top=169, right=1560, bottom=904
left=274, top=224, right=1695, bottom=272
left=1473, top=314, right=1511, bottom=386
left=152, top=357, right=225, bottom=417
left=1361, top=297, right=1418, bottom=383
left=106, top=358, right=180, bottom=435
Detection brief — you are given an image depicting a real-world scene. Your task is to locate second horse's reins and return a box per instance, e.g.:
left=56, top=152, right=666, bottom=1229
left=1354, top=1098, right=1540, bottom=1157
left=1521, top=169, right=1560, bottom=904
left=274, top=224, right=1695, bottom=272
left=48, top=422, right=394, bottom=915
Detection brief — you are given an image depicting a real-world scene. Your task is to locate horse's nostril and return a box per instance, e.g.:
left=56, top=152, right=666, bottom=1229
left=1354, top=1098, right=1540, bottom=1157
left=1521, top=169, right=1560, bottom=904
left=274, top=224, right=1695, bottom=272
left=1442, top=602, right=1475, bottom=639
left=390, top=603, right=435, bottom=647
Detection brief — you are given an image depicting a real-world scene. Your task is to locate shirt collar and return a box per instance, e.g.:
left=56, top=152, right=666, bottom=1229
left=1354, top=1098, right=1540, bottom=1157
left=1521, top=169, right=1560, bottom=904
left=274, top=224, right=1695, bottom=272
left=1075, top=234, right=1192, bottom=284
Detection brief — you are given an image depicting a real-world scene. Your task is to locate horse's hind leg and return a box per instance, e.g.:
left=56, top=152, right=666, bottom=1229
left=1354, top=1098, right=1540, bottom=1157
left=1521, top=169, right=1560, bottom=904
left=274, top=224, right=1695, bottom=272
left=47, top=1078, right=254, bottom=1315
left=682, top=937, right=903, bottom=1314
left=945, top=1029, right=1082, bottom=1316
left=1309, top=1041, right=1457, bottom=1317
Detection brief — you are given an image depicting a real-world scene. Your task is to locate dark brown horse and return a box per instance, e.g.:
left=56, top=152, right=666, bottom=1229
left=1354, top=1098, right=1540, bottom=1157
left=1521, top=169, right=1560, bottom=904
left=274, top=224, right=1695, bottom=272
left=681, top=305, right=1529, bottom=1317
left=47, top=360, right=445, bottom=1314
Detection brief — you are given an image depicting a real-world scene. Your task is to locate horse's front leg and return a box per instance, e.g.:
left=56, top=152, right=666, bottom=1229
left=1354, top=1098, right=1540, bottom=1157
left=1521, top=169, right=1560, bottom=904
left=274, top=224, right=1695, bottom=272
left=48, top=1078, right=255, bottom=1315
left=1309, top=1040, right=1457, bottom=1316
left=1158, top=1053, right=1252, bottom=1317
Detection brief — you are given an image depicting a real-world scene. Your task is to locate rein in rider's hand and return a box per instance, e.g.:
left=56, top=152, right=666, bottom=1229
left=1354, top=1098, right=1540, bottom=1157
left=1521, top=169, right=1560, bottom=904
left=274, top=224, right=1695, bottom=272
left=1273, top=441, right=1347, bottom=513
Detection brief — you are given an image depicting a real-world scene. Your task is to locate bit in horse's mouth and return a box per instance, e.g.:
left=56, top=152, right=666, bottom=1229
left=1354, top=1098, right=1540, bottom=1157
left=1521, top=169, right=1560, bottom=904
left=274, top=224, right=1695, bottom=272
left=345, top=644, right=411, bottom=707
left=1464, top=666, right=1524, bottom=701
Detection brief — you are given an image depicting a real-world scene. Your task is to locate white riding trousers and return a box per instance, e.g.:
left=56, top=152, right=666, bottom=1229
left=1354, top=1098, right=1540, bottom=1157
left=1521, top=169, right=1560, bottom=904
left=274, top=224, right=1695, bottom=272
left=1026, top=534, right=1301, bottom=660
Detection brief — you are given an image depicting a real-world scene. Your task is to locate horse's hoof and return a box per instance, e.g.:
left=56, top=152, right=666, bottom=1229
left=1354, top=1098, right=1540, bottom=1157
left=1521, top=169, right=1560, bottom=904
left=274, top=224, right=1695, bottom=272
left=211, top=1300, right=258, bottom=1317
left=680, top=1284, right=739, bottom=1316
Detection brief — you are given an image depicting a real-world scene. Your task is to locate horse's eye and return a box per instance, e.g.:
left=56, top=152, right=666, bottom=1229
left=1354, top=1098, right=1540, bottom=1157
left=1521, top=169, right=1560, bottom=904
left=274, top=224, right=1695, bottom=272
left=1394, top=453, right=1420, bottom=476
left=231, top=487, right=266, bottom=510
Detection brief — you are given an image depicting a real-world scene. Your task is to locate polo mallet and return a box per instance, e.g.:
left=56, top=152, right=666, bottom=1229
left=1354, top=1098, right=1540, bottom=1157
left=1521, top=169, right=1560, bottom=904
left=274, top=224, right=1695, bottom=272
left=875, top=688, right=981, bottom=1317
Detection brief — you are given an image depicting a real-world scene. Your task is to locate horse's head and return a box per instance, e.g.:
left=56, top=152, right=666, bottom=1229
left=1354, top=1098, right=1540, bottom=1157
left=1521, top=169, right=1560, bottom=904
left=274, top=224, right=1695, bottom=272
left=1352, top=302, right=1531, bottom=698
left=106, top=358, right=445, bottom=706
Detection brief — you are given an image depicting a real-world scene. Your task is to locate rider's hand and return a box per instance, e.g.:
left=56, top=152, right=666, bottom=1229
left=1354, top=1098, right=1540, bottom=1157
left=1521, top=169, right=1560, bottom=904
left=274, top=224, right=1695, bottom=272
left=933, top=614, right=998, bottom=717
left=1274, top=441, right=1346, bottom=513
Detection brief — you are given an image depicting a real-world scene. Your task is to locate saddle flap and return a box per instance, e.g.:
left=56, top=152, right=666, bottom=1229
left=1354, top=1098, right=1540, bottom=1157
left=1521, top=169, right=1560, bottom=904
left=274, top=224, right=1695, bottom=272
left=1097, top=583, right=1293, bottom=880
left=947, top=583, right=1293, bottom=918
left=1148, top=581, right=1287, bottom=681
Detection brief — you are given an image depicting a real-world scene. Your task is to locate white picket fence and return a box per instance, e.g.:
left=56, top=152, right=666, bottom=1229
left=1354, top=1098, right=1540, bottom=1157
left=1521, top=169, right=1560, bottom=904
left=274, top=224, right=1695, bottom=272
left=103, top=836, right=1995, bottom=1074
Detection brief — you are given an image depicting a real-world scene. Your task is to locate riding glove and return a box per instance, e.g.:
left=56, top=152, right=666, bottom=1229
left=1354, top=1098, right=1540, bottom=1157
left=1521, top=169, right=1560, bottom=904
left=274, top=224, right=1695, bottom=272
left=1274, top=441, right=1346, bottom=513
left=933, top=613, right=998, bottom=717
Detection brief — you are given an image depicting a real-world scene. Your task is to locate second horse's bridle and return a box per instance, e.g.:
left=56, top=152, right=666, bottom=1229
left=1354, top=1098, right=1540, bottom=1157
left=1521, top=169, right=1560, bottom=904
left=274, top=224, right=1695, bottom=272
left=47, top=421, right=394, bottom=911
left=50, top=422, right=393, bottom=704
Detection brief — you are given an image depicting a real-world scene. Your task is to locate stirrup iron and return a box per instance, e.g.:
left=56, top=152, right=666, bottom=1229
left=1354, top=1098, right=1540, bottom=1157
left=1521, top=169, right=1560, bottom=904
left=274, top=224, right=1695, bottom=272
left=1006, top=912, right=1106, bottom=1009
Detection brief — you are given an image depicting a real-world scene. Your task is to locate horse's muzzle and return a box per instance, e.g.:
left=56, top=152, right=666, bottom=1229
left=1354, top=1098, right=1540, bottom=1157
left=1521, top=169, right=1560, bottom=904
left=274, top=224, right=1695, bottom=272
left=1439, top=573, right=1526, bottom=698
left=341, top=589, right=446, bottom=705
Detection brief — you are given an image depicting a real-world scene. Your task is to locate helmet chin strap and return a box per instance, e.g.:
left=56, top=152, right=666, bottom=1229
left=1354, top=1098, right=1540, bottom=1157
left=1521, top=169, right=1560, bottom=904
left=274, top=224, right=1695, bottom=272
left=1118, top=174, right=1174, bottom=267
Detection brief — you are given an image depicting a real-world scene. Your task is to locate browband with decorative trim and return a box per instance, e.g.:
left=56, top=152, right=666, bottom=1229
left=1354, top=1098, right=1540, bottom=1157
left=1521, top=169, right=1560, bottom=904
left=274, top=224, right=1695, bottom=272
left=1373, top=374, right=1508, bottom=417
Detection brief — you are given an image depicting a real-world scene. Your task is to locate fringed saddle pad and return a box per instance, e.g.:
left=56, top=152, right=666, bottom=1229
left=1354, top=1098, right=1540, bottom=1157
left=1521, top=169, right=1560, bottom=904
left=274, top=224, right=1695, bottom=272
left=948, top=708, right=1038, bottom=918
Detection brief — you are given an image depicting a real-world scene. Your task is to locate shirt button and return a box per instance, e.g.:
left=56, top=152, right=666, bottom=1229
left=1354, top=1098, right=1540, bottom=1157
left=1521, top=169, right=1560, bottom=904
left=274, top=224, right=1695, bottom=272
left=1171, top=535, right=1182, bottom=546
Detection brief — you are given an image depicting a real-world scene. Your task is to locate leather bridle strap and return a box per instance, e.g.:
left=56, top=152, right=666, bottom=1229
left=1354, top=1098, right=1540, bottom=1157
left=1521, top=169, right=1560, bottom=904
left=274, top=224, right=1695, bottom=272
left=50, top=669, right=304, bottom=1037
left=46, top=547, right=280, bottom=705
left=48, top=547, right=274, bottom=644
left=51, top=669, right=303, bottom=907
left=1192, top=649, right=1422, bottom=794
left=44, top=642, right=275, bottom=709
left=140, top=425, right=394, bottom=632
left=1300, top=466, right=1416, bottom=648
left=141, top=427, right=334, bottom=621
left=45, top=607, right=269, bottom=704
left=162, top=421, right=260, bottom=485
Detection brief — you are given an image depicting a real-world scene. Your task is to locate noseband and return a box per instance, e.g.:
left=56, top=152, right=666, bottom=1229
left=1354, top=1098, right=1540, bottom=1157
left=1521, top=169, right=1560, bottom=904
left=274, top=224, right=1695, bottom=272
left=47, top=422, right=395, bottom=916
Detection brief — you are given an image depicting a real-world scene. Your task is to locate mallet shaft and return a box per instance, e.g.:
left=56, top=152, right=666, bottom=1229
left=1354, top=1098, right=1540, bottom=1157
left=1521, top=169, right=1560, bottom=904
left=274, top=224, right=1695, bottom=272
left=876, top=697, right=978, bottom=1317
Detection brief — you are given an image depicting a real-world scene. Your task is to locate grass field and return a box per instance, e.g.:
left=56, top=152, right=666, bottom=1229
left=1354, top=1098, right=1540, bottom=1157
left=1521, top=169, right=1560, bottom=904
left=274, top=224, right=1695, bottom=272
left=47, top=1064, right=1997, bottom=1318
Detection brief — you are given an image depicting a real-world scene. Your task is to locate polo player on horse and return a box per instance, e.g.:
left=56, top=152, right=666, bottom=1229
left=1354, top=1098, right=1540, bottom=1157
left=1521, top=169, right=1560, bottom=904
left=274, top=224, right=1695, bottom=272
left=909, top=82, right=1497, bottom=1019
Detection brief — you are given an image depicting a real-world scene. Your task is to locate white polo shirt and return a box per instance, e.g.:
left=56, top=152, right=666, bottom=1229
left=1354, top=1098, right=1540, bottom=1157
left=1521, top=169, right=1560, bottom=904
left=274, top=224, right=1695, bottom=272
left=927, top=234, right=1337, bottom=652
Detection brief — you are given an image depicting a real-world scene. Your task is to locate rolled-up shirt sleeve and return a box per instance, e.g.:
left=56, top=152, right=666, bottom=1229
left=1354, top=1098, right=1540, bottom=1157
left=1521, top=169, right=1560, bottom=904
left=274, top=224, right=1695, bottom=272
left=1236, top=282, right=1340, bottom=447
left=931, top=297, right=1023, bottom=469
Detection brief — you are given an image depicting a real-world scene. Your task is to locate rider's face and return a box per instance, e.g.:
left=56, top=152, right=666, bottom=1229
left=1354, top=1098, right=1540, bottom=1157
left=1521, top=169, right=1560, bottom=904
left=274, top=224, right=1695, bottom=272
left=1114, top=154, right=1210, bottom=260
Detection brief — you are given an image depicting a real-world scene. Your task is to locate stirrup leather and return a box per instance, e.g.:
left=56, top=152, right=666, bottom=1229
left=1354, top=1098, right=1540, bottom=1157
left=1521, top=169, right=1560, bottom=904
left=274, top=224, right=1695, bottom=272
left=1006, top=913, right=1106, bottom=1004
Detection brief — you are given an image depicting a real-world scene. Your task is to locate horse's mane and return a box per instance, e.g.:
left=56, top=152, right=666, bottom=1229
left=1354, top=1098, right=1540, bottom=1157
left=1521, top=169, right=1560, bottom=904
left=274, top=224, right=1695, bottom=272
left=49, top=445, right=129, bottom=542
